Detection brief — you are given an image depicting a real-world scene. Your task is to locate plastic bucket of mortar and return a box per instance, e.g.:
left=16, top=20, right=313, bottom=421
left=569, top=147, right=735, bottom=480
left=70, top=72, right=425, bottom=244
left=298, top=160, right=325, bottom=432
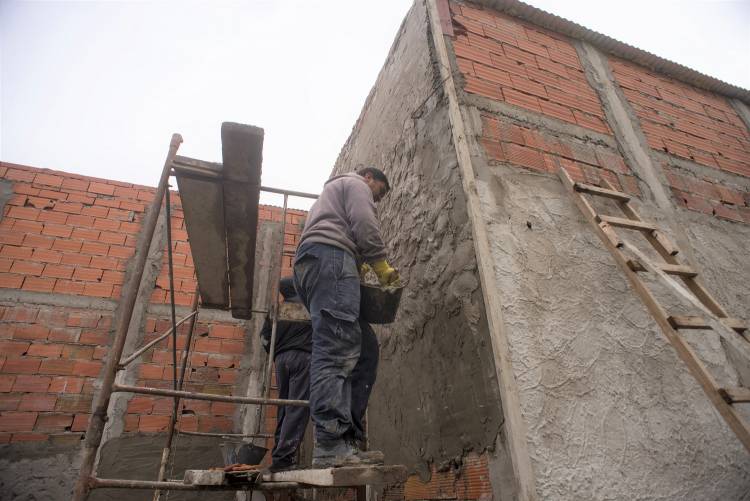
left=360, top=283, right=404, bottom=324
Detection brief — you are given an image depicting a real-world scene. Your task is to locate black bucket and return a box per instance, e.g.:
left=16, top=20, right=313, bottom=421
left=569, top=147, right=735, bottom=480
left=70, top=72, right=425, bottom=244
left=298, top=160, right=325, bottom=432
left=360, top=283, right=404, bottom=324
left=221, top=440, right=267, bottom=466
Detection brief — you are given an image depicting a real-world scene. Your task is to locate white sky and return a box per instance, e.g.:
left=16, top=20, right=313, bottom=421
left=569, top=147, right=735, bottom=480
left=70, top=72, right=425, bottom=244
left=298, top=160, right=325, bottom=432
left=2, top=1, right=749, bottom=210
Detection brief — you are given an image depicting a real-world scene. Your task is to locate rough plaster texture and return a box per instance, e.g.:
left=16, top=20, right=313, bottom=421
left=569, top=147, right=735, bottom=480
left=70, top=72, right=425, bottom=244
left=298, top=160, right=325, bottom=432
left=475, top=164, right=750, bottom=499
left=90, top=434, right=232, bottom=501
left=332, top=0, right=504, bottom=480
left=0, top=441, right=82, bottom=501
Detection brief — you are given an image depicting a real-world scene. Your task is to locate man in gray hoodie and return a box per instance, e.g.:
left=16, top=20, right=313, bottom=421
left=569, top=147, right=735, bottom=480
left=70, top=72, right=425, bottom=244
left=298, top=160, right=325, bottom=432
left=293, top=167, right=399, bottom=468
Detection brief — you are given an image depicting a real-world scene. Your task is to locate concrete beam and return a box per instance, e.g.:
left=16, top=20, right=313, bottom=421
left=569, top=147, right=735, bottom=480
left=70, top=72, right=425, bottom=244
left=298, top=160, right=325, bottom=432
left=729, top=99, right=750, bottom=134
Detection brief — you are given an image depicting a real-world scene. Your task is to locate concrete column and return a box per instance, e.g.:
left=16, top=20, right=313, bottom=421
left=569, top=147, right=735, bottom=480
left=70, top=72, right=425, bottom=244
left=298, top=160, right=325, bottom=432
left=574, top=41, right=696, bottom=259
left=729, top=99, right=750, bottom=134
left=98, top=208, right=168, bottom=448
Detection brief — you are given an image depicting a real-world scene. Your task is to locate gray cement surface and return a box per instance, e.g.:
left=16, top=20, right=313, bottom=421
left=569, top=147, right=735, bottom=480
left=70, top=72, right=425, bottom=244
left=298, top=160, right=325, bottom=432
left=476, top=166, right=750, bottom=499
left=332, top=0, right=504, bottom=481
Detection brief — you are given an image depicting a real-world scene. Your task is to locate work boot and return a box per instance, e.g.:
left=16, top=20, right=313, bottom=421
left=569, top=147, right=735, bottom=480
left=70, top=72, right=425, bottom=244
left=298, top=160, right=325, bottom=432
left=312, top=440, right=385, bottom=468
left=269, top=460, right=299, bottom=473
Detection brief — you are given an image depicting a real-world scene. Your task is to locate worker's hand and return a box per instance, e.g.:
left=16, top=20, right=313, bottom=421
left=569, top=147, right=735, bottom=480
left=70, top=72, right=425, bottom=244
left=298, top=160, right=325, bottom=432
left=371, top=259, right=401, bottom=287
left=359, top=263, right=372, bottom=281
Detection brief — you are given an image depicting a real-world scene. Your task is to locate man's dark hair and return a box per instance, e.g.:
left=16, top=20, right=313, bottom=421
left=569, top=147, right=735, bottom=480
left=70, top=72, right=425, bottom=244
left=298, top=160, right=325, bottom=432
left=356, top=166, right=390, bottom=193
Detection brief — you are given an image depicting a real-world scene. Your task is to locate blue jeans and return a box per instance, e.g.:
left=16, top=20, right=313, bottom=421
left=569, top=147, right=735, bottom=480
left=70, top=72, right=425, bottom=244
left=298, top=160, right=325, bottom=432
left=293, top=242, right=362, bottom=444
left=272, top=350, right=311, bottom=466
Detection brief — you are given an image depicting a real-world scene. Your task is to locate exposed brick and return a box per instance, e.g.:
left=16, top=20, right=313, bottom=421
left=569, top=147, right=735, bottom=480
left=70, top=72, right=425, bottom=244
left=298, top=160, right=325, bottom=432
left=82, top=282, right=113, bottom=297
left=139, top=414, right=170, bottom=432
left=88, top=182, right=115, bottom=196
left=21, top=276, right=56, bottom=293
left=55, top=394, right=92, bottom=413
left=10, top=433, right=48, bottom=442
left=0, top=395, right=20, bottom=411
left=0, top=341, right=30, bottom=357
left=0, top=411, right=38, bottom=431
left=22, top=233, right=54, bottom=249
left=51, top=239, right=83, bottom=253
left=48, top=327, right=80, bottom=343
left=12, top=325, right=49, bottom=341
left=12, top=375, right=50, bottom=392
left=0, top=375, right=14, bottom=393
left=48, top=376, right=84, bottom=394
left=72, top=360, right=102, bottom=377
left=42, top=264, right=75, bottom=279
left=463, top=75, right=504, bottom=100
left=19, top=394, right=57, bottom=412
left=0, top=273, right=24, bottom=289
left=503, top=88, right=541, bottom=113
left=35, top=413, right=73, bottom=431
left=26, top=343, right=64, bottom=358
left=53, top=280, right=86, bottom=295
left=72, top=267, right=103, bottom=282
left=30, top=248, right=62, bottom=264
left=33, top=173, right=64, bottom=187
left=39, top=359, right=76, bottom=375
left=71, top=413, right=89, bottom=431
left=78, top=330, right=108, bottom=346
left=503, top=143, right=547, bottom=172
left=41, top=223, right=73, bottom=238
left=10, top=260, right=45, bottom=276
left=80, top=241, right=109, bottom=256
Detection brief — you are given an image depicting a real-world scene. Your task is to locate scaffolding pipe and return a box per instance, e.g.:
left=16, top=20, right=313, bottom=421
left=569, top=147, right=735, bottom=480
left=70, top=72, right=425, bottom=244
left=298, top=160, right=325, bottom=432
left=118, top=311, right=197, bottom=368
left=178, top=430, right=272, bottom=439
left=112, top=384, right=309, bottom=407
left=90, top=477, right=299, bottom=491
left=72, top=134, right=183, bottom=501
left=153, top=288, right=200, bottom=501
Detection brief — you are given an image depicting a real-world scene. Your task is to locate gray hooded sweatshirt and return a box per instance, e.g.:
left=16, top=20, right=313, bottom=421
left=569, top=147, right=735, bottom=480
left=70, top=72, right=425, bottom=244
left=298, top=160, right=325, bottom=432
left=298, top=172, right=386, bottom=263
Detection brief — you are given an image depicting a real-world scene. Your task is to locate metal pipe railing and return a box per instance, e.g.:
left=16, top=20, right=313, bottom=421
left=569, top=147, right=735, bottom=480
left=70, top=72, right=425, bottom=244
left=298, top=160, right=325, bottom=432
left=117, top=311, right=197, bottom=368
left=153, top=288, right=200, bottom=501
left=112, top=384, right=309, bottom=407
left=91, top=477, right=299, bottom=491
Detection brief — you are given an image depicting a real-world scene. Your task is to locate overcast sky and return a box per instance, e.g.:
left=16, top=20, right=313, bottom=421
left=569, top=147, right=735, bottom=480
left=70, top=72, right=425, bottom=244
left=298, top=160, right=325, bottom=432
left=2, top=1, right=749, bottom=209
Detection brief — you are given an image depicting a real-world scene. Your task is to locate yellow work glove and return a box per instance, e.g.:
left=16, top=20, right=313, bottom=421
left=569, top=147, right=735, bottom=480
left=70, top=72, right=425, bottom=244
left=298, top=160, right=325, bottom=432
left=371, top=259, right=401, bottom=287
left=359, top=263, right=373, bottom=281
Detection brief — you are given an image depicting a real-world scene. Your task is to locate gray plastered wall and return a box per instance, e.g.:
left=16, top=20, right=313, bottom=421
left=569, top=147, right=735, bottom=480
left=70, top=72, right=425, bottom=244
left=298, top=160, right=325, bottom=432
left=450, top=29, right=750, bottom=501
left=331, top=0, right=506, bottom=482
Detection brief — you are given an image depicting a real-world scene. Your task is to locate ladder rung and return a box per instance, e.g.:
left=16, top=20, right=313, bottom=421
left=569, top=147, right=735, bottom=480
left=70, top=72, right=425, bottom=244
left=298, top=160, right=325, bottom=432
left=719, top=387, right=750, bottom=404
left=598, top=215, right=657, bottom=231
left=668, top=315, right=747, bottom=333
left=626, top=259, right=698, bottom=277
left=651, top=230, right=679, bottom=256
left=574, top=182, right=631, bottom=202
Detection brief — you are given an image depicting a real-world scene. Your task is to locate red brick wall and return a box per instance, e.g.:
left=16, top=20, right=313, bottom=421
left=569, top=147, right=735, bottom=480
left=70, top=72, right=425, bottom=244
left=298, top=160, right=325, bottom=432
left=480, top=113, right=640, bottom=195
left=0, top=162, right=305, bottom=444
left=609, top=58, right=750, bottom=177
left=383, top=453, right=492, bottom=501
left=450, top=1, right=610, bottom=135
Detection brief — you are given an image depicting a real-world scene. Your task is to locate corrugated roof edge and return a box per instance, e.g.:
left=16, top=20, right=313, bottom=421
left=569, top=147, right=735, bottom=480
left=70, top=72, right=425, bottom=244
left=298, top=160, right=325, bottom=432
left=474, top=0, right=750, bottom=103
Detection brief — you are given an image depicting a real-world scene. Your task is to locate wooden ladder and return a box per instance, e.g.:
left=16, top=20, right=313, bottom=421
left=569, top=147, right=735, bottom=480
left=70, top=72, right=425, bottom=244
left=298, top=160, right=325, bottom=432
left=556, top=164, right=750, bottom=452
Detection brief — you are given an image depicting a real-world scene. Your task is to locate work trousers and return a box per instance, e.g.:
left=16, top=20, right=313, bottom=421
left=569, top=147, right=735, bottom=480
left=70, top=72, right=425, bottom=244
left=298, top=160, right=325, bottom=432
left=272, top=350, right=311, bottom=467
left=293, top=242, right=379, bottom=445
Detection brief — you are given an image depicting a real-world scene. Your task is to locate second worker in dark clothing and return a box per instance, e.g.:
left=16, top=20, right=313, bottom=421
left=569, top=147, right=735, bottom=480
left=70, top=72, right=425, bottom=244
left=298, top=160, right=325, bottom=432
left=260, top=278, right=312, bottom=472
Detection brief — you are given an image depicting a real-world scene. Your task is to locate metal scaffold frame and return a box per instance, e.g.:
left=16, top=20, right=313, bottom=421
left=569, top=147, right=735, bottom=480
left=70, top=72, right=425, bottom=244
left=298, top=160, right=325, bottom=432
left=72, top=133, right=320, bottom=500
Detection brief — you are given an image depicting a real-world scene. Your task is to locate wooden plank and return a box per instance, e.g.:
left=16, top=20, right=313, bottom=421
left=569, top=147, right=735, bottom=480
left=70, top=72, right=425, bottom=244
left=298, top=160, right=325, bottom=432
left=174, top=164, right=229, bottom=309
left=598, top=215, right=657, bottom=231
left=626, top=260, right=697, bottom=277
left=574, top=182, right=631, bottom=201
left=719, top=387, right=750, bottom=404
left=262, top=465, right=407, bottom=487
left=426, top=2, right=538, bottom=499
left=651, top=230, right=679, bottom=256
left=221, top=122, right=263, bottom=320
left=558, top=164, right=750, bottom=452
left=668, top=315, right=747, bottom=333
left=184, top=470, right=225, bottom=486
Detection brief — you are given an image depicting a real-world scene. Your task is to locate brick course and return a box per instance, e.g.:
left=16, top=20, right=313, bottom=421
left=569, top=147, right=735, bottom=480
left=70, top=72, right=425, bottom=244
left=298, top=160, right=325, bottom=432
left=449, top=1, right=611, bottom=134
left=1, top=162, right=308, bottom=442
